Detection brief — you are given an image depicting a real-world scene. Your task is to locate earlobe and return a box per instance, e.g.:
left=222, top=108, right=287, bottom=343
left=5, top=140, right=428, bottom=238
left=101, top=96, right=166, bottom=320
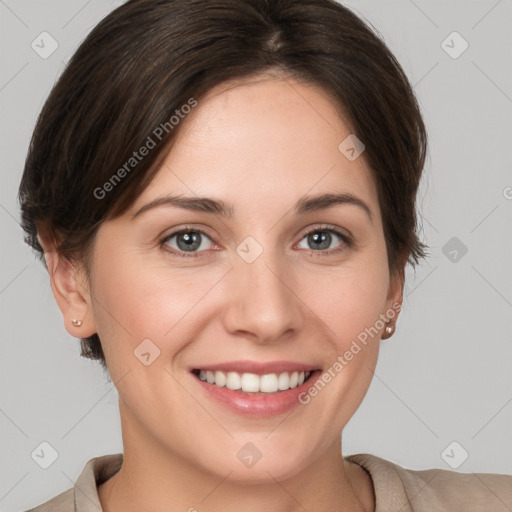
left=382, top=265, right=405, bottom=340
left=37, top=229, right=96, bottom=338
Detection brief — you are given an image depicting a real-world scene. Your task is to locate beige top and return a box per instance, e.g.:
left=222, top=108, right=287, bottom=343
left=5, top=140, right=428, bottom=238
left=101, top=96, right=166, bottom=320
left=26, top=452, right=512, bottom=511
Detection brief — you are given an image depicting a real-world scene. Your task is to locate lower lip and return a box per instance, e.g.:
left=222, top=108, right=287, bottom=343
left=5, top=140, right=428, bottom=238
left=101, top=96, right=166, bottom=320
left=192, top=371, right=321, bottom=417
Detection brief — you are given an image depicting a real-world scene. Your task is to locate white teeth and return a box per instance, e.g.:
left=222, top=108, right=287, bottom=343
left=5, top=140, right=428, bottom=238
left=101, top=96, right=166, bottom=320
left=278, top=372, right=290, bottom=390
left=241, top=373, right=259, bottom=392
left=260, top=373, right=278, bottom=393
left=197, top=370, right=312, bottom=393
left=215, top=371, right=226, bottom=387
left=226, top=371, right=241, bottom=390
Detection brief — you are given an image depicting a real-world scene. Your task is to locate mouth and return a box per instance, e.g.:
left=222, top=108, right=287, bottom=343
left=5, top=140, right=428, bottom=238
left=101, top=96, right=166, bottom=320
left=189, top=360, right=322, bottom=416
left=192, top=368, right=315, bottom=393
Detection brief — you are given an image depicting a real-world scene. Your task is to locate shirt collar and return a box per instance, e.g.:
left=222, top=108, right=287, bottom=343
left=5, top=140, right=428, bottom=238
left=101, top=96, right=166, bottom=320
left=74, top=453, right=123, bottom=511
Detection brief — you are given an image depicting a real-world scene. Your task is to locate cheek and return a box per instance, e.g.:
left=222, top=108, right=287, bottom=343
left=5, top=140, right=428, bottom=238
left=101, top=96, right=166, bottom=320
left=293, top=255, right=389, bottom=416
left=302, top=257, right=390, bottom=345
left=88, top=247, right=228, bottom=364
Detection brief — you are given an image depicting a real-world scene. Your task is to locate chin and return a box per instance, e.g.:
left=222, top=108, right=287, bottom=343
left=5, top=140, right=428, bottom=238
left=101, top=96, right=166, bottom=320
left=191, top=437, right=316, bottom=484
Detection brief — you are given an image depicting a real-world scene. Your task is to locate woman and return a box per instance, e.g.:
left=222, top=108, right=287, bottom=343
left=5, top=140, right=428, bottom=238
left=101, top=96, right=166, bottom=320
left=18, top=0, right=511, bottom=511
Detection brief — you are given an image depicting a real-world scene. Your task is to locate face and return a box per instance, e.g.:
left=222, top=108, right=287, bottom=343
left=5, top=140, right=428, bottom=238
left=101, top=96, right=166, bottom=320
left=57, top=75, right=402, bottom=482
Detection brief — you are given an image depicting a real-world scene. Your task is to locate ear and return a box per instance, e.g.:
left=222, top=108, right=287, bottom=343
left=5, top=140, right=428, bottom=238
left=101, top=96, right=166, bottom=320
left=37, top=228, right=96, bottom=338
left=381, top=260, right=405, bottom=339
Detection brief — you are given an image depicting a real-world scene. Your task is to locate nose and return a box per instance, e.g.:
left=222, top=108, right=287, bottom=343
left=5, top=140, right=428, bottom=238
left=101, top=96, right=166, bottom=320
left=222, top=252, right=303, bottom=344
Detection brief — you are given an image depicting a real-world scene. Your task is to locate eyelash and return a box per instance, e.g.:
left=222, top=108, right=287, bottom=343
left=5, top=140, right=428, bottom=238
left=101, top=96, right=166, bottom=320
left=159, top=224, right=352, bottom=259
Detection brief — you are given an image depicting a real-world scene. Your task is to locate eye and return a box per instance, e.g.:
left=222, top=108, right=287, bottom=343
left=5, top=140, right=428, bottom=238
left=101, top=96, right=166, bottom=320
left=160, top=228, right=215, bottom=257
left=296, top=226, right=351, bottom=255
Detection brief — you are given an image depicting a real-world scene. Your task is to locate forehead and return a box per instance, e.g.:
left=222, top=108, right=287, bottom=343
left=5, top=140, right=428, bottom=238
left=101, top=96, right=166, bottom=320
left=131, top=76, right=380, bottom=220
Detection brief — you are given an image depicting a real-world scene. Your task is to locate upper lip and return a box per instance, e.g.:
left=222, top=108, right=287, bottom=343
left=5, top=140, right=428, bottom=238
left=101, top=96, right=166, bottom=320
left=191, top=360, right=319, bottom=375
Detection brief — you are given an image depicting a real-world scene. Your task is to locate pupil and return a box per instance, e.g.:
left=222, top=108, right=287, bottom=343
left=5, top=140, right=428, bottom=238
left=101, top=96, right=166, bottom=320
left=177, top=232, right=200, bottom=251
left=309, top=231, right=331, bottom=250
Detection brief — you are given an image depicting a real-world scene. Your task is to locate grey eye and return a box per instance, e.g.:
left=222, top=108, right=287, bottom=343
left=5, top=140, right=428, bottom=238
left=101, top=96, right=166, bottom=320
left=164, top=231, right=213, bottom=253
left=297, top=229, right=345, bottom=251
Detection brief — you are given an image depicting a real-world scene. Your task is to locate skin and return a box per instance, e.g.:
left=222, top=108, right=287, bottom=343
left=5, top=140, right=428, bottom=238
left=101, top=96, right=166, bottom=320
left=41, top=74, right=404, bottom=512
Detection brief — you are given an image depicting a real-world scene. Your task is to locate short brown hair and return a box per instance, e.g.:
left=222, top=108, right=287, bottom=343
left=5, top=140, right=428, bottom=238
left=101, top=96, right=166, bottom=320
left=19, top=0, right=428, bottom=368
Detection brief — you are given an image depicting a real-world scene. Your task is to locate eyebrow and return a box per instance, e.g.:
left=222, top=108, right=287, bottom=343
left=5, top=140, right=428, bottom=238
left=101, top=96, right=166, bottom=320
left=295, top=192, right=373, bottom=221
left=132, top=195, right=235, bottom=219
left=132, top=192, right=373, bottom=221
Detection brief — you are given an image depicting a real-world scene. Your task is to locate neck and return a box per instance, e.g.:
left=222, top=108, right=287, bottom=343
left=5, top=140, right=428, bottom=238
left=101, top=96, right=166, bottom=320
left=98, top=407, right=373, bottom=512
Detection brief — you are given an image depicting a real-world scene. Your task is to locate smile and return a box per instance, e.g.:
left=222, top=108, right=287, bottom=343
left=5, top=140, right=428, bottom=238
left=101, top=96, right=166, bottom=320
left=194, top=369, right=313, bottom=393
left=190, top=360, right=322, bottom=416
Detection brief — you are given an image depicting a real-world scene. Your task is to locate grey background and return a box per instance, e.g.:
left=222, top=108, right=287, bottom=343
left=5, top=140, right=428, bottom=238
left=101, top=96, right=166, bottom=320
left=1, top=0, right=511, bottom=510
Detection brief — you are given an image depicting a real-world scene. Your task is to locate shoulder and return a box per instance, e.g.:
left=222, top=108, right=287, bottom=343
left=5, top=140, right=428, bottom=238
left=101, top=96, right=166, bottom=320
left=346, top=452, right=512, bottom=512
left=25, top=488, right=74, bottom=512
left=23, top=453, right=123, bottom=512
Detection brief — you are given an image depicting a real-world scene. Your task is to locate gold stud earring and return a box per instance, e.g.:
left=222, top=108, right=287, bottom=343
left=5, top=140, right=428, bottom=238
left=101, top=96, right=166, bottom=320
left=71, top=318, right=82, bottom=327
